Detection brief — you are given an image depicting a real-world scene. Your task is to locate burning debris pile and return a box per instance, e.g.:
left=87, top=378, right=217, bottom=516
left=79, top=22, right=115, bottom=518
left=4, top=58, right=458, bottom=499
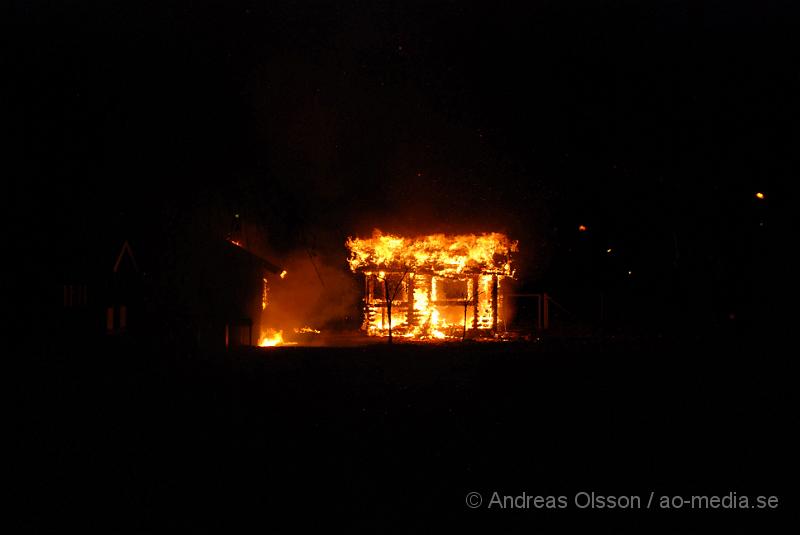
left=346, top=230, right=518, bottom=340
left=258, top=327, right=321, bottom=347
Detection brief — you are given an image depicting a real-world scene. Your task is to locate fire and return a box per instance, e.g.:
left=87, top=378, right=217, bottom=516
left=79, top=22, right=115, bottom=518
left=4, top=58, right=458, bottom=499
left=294, top=326, right=321, bottom=334
left=346, top=230, right=516, bottom=277
left=346, top=230, right=517, bottom=340
left=258, top=327, right=317, bottom=347
left=259, top=329, right=284, bottom=347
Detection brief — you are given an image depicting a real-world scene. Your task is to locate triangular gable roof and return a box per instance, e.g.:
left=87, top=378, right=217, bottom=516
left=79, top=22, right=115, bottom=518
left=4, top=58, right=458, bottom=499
left=113, top=240, right=139, bottom=273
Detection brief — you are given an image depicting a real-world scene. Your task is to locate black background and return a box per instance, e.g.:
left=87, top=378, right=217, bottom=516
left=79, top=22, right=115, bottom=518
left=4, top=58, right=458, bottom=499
left=12, top=1, right=793, bottom=324
left=9, top=1, right=795, bottom=531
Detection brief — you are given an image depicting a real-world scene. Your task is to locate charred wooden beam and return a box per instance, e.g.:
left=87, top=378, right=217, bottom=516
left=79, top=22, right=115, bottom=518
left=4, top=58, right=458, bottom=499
left=471, top=275, right=479, bottom=330
left=363, top=274, right=372, bottom=330
left=491, top=274, right=499, bottom=332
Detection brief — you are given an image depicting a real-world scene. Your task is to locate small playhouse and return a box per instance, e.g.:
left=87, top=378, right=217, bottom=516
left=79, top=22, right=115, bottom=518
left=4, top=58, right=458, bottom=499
left=346, top=230, right=517, bottom=339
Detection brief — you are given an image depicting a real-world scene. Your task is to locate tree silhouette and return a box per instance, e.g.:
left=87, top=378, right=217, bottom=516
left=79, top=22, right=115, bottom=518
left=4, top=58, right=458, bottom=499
left=375, top=270, right=408, bottom=344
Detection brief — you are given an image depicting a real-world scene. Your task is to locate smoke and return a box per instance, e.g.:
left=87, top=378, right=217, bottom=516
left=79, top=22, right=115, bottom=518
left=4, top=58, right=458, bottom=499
left=261, top=249, right=361, bottom=337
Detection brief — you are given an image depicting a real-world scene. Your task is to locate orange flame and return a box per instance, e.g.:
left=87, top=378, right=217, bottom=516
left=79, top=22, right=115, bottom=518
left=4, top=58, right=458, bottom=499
left=259, top=329, right=284, bottom=347
left=346, top=230, right=517, bottom=339
left=294, top=326, right=321, bottom=334
left=346, top=229, right=516, bottom=277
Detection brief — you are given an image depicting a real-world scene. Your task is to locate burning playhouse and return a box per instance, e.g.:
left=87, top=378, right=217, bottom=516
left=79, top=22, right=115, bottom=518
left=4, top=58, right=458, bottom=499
left=346, top=230, right=517, bottom=340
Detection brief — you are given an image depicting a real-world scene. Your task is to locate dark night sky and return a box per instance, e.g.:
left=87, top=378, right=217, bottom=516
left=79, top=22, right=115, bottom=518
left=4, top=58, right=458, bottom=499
left=11, top=1, right=794, bottom=330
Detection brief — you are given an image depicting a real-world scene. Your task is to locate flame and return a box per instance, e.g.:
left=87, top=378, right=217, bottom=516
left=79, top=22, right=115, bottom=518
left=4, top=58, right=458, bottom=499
left=346, top=229, right=516, bottom=277
left=280, top=270, right=288, bottom=279
left=346, top=230, right=516, bottom=340
left=259, top=329, right=284, bottom=347
left=294, top=326, right=321, bottom=334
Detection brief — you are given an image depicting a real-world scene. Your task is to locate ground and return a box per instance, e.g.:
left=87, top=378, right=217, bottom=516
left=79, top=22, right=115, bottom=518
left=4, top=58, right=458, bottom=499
left=17, top=335, right=792, bottom=532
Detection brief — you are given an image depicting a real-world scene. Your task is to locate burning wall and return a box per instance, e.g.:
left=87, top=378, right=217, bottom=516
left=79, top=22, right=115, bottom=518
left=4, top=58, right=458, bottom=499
left=346, top=230, right=517, bottom=339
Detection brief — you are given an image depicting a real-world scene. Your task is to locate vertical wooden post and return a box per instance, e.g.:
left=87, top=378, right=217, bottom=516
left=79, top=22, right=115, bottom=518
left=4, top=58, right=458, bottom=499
left=491, top=275, right=499, bottom=332
left=364, top=274, right=371, bottom=331
left=381, top=277, right=386, bottom=330
left=501, top=282, right=507, bottom=330
left=472, top=275, right=479, bottom=330
left=384, top=278, right=392, bottom=344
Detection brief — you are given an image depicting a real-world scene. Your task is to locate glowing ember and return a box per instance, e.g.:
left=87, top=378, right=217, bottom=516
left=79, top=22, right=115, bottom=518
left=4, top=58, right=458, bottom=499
left=280, top=270, right=288, bottom=279
left=294, top=326, right=321, bottom=334
left=346, top=230, right=517, bottom=340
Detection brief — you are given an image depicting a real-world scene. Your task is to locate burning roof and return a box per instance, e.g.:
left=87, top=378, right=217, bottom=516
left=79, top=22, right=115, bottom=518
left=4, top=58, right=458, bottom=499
left=346, top=230, right=517, bottom=278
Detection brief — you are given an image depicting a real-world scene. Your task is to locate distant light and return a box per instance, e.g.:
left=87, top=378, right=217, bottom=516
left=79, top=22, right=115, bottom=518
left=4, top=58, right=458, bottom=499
left=280, top=270, right=287, bottom=279
left=755, top=192, right=765, bottom=200
left=627, top=270, right=632, bottom=275
left=578, top=225, right=587, bottom=232
left=606, top=248, right=612, bottom=254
